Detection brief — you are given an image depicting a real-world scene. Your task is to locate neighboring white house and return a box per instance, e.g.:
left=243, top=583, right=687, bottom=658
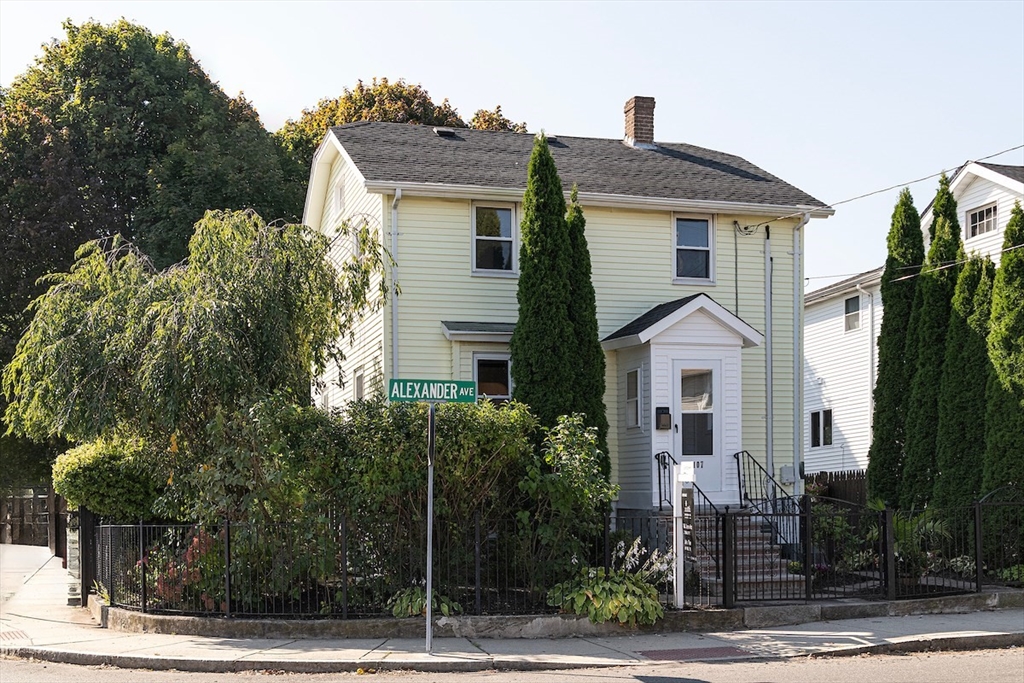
left=803, top=162, right=1023, bottom=474
left=303, top=96, right=834, bottom=509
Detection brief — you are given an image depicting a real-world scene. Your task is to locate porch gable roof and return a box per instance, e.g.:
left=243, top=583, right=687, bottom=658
left=601, top=294, right=763, bottom=350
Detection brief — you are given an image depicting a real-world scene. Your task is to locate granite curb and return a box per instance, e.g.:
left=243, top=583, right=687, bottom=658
left=94, top=589, right=1023, bottom=640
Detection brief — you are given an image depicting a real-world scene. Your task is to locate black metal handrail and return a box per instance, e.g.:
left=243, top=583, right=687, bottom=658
left=733, top=450, right=800, bottom=546
left=654, top=450, right=678, bottom=511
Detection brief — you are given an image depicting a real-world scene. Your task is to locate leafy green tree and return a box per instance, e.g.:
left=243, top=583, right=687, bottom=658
left=2, top=19, right=300, bottom=271
left=510, top=134, right=576, bottom=430
left=983, top=201, right=1024, bottom=492
left=932, top=255, right=995, bottom=510
left=275, top=78, right=466, bottom=186
left=3, top=210, right=388, bottom=520
left=867, top=189, right=925, bottom=504
left=470, top=105, right=528, bottom=133
left=565, top=185, right=609, bottom=473
left=900, top=215, right=962, bottom=509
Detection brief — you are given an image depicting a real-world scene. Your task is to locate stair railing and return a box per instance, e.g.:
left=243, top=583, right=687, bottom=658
left=732, top=450, right=800, bottom=544
left=654, top=450, right=677, bottom=511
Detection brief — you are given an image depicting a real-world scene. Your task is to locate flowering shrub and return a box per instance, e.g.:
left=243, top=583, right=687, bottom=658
left=546, top=537, right=673, bottom=627
left=145, top=527, right=225, bottom=612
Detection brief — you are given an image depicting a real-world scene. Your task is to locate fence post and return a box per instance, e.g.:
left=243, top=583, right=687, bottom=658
left=802, top=494, right=813, bottom=601
left=139, top=520, right=147, bottom=613
left=598, top=511, right=606, bottom=573
left=722, top=507, right=735, bottom=609
left=341, top=514, right=348, bottom=619
left=474, top=511, right=481, bottom=616
left=973, top=501, right=984, bottom=593
left=223, top=518, right=231, bottom=618
left=884, top=507, right=896, bottom=601
left=79, top=507, right=96, bottom=608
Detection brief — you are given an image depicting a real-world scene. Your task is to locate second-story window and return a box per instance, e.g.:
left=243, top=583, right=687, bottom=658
left=967, top=204, right=997, bottom=238
left=473, top=204, right=515, bottom=273
left=844, top=295, right=860, bottom=332
left=675, top=215, right=713, bottom=280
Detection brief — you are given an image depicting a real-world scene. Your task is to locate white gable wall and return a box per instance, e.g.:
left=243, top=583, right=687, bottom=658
left=803, top=282, right=881, bottom=473
left=955, top=175, right=1020, bottom=266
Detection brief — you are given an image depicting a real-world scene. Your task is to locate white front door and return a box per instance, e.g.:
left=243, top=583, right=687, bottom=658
left=673, top=359, right=723, bottom=493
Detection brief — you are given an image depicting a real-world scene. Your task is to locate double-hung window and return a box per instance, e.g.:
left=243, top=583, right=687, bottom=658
left=967, top=204, right=997, bottom=238
left=674, top=215, right=713, bottom=281
left=474, top=353, right=512, bottom=401
left=473, top=204, right=516, bottom=274
left=844, top=296, right=860, bottom=332
left=810, top=409, right=833, bottom=448
left=626, top=369, right=641, bottom=428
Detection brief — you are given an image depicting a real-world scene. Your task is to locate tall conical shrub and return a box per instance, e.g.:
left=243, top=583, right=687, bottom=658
left=510, top=134, right=575, bottom=429
left=928, top=172, right=960, bottom=242
left=867, top=189, right=925, bottom=504
left=901, top=215, right=962, bottom=509
left=983, top=201, right=1024, bottom=492
left=565, top=185, right=609, bottom=474
left=932, top=255, right=995, bottom=510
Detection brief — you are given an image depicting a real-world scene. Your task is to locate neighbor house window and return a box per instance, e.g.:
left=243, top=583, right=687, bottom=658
left=968, top=204, right=997, bottom=238
left=626, top=369, right=641, bottom=428
left=473, top=204, right=515, bottom=273
left=844, top=295, right=860, bottom=332
left=474, top=354, right=512, bottom=401
left=810, top=409, right=833, bottom=448
left=674, top=215, right=712, bottom=280
left=354, top=368, right=365, bottom=401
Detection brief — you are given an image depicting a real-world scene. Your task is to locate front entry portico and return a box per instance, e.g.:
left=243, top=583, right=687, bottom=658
left=602, top=294, right=763, bottom=510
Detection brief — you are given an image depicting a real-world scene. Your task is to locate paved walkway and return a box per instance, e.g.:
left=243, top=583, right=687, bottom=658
left=1, top=547, right=1022, bottom=673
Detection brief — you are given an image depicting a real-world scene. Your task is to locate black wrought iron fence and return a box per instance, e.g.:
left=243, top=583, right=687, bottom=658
left=94, top=512, right=677, bottom=618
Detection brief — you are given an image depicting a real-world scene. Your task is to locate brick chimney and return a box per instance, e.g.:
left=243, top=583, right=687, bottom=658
left=624, top=96, right=656, bottom=148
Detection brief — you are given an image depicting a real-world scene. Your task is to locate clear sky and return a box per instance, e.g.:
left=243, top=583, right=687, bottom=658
left=2, top=1, right=1022, bottom=288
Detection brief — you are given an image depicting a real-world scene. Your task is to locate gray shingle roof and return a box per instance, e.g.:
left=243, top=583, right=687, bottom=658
left=441, top=321, right=515, bottom=335
left=978, top=162, right=1024, bottom=185
left=602, top=295, right=702, bottom=342
left=804, top=266, right=883, bottom=304
left=330, top=122, right=827, bottom=209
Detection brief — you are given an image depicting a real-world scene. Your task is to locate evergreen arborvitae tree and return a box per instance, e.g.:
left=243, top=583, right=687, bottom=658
left=510, top=134, right=576, bottom=429
left=932, top=255, right=995, bottom=510
left=900, top=215, right=963, bottom=509
left=928, top=172, right=959, bottom=242
left=565, top=185, right=609, bottom=474
left=983, top=201, right=1024, bottom=492
left=867, top=189, right=925, bottom=505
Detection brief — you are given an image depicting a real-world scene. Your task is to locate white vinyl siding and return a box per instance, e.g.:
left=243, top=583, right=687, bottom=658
left=923, top=174, right=1022, bottom=267
left=803, top=281, right=880, bottom=473
left=616, top=345, right=652, bottom=510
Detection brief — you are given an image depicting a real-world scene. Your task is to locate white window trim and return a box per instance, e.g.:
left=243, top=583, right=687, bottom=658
left=472, top=352, right=513, bottom=400
left=353, top=367, right=365, bottom=401
left=672, top=213, right=716, bottom=284
left=966, top=203, right=998, bottom=240
left=844, top=295, right=861, bottom=333
left=471, top=202, right=518, bottom=277
left=626, top=368, right=642, bottom=429
left=810, top=408, right=833, bottom=448
left=334, top=183, right=345, bottom=219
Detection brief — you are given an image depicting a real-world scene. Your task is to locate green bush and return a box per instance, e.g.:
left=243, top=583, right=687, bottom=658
left=387, top=586, right=462, bottom=618
left=52, top=438, right=158, bottom=521
left=547, top=537, right=672, bottom=627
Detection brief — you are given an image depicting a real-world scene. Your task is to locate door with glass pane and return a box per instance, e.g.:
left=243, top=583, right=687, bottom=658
left=673, top=360, right=722, bottom=492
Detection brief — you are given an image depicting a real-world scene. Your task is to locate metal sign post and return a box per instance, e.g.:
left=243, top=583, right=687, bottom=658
left=672, top=462, right=695, bottom=608
left=387, top=379, right=475, bottom=654
left=425, top=402, right=436, bottom=653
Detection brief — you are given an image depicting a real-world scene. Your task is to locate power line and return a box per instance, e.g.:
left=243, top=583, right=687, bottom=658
left=746, top=143, right=1024, bottom=231
left=806, top=243, right=1024, bottom=286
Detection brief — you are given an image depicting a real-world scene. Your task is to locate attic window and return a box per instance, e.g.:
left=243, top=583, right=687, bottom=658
left=433, top=127, right=456, bottom=138
left=968, top=204, right=997, bottom=238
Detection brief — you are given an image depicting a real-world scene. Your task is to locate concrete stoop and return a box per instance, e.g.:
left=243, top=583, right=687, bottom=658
left=90, top=588, right=1024, bottom=640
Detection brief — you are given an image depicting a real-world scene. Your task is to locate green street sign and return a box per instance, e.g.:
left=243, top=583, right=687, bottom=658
left=389, top=378, right=476, bottom=403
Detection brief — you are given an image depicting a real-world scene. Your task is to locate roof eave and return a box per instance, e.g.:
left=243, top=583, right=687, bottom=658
left=362, top=180, right=833, bottom=218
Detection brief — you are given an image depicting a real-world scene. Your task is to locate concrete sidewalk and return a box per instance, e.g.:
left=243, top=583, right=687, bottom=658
left=1, top=551, right=1022, bottom=673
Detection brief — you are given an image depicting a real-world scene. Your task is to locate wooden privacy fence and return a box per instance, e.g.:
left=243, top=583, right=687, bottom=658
left=1, top=488, right=50, bottom=546
left=805, top=469, right=867, bottom=506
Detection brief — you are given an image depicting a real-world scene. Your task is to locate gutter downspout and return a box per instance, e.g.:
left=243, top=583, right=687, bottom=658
left=793, top=213, right=811, bottom=494
left=855, top=282, right=876, bottom=444
left=390, top=189, right=402, bottom=381
left=765, top=225, right=774, bottom=481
